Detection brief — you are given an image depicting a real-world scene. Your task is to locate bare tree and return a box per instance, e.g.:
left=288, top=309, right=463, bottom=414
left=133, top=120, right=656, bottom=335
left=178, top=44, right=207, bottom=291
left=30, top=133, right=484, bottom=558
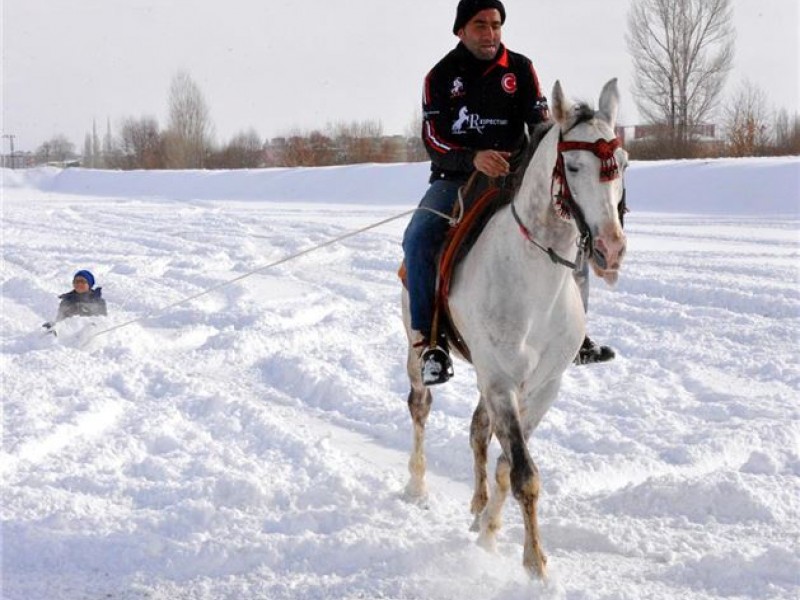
left=377, top=136, right=409, bottom=163
left=270, top=119, right=426, bottom=166
left=723, top=80, right=771, bottom=157
left=273, top=131, right=314, bottom=167
left=276, top=130, right=336, bottom=166
left=208, top=129, right=265, bottom=169
left=627, top=0, right=734, bottom=153
left=405, top=107, right=428, bottom=162
left=164, top=70, right=213, bottom=168
left=92, top=119, right=101, bottom=168
left=773, top=108, right=800, bottom=155
left=104, top=117, right=114, bottom=159
left=328, top=119, right=383, bottom=163
left=35, top=135, right=76, bottom=164
left=114, top=116, right=164, bottom=169
left=83, top=133, right=93, bottom=167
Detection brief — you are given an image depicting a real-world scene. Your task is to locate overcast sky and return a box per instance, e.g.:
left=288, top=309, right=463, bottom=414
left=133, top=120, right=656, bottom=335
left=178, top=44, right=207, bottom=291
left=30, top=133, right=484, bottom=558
left=3, top=0, right=798, bottom=153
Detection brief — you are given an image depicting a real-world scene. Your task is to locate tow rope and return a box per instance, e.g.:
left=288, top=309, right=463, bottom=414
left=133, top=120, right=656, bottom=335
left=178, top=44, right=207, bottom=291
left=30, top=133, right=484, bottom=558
left=85, top=208, right=418, bottom=342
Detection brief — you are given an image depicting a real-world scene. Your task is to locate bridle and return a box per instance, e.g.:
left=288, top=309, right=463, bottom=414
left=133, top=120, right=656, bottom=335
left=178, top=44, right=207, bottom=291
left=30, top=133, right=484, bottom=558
left=512, top=133, right=623, bottom=271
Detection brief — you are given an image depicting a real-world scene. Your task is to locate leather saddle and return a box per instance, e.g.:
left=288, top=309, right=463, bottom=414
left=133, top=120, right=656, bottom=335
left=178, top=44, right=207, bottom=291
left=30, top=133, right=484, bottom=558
left=400, top=171, right=517, bottom=362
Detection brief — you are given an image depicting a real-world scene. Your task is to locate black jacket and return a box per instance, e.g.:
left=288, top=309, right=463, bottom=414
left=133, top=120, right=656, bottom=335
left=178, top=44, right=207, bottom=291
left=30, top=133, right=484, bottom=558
left=422, top=43, right=550, bottom=182
left=56, top=288, right=107, bottom=321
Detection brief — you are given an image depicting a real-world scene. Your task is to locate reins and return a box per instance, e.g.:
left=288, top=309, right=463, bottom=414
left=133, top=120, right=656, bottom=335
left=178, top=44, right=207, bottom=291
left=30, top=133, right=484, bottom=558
left=510, top=201, right=587, bottom=270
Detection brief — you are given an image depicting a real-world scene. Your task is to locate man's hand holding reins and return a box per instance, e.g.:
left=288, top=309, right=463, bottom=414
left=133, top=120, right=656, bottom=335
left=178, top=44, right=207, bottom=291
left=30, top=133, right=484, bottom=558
left=474, top=150, right=511, bottom=178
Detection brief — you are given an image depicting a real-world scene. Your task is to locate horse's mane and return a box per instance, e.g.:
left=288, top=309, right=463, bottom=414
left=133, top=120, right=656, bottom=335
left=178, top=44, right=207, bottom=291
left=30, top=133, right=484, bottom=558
left=511, top=103, right=595, bottom=196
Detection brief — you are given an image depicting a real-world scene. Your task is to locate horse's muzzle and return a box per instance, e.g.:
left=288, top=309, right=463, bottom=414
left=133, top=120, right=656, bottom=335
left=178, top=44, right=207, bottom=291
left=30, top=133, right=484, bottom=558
left=591, top=227, right=626, bottom=284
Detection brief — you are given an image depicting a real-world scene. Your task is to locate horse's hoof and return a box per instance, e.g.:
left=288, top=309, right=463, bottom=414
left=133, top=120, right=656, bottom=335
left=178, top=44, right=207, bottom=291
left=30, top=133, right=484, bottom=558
left=401, top=483, right=430, bottom=508
left=476, top=532, right=497, bottom=553
left=469, top=492, right=488, bottom=517
left=468, top=514, right=481, bottom=532
left=524, top=554, right=548, bottom=580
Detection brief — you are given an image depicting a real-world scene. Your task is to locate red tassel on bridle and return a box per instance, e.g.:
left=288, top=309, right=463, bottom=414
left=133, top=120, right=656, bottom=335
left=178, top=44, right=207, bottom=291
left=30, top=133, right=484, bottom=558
left=551, top=154, right=572, bottom=219
left=558, top=138, right=621, bottom=181
left=551, top=137, right=621, bottom=219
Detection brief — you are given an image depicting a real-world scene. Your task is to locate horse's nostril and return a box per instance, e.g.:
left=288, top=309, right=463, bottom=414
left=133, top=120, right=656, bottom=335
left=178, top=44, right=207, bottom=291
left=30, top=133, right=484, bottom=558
left=593, top=246, right=608, bottom=270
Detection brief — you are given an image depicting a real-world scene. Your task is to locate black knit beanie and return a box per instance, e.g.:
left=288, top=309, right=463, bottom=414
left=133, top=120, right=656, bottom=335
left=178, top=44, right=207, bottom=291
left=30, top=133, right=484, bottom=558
left=452, top=0, right=506, bottom=34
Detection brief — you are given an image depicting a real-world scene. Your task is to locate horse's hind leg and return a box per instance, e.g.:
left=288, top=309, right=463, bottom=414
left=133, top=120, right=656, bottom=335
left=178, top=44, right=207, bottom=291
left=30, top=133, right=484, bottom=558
left=405, top=343, right=432, bottom=501
left=401, top=288, right=434, bottom=502
left=469, top=396, right=492, bottom=530
left=405, top=386, right=432, bottom=500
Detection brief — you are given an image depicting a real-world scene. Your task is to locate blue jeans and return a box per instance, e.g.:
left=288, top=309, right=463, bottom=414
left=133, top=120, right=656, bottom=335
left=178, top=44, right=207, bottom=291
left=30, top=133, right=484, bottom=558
left=402, top=180, right=462, bottom=337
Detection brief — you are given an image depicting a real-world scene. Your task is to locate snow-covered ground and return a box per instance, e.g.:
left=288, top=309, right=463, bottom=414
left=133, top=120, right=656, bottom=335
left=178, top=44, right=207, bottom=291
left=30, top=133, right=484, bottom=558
left=2, top=157, right=799, bottom=600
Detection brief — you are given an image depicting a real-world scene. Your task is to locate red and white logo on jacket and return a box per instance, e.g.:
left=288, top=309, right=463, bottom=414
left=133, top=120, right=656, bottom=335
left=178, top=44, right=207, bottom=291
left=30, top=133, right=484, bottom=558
left=501, top=73, right=517, bottom=94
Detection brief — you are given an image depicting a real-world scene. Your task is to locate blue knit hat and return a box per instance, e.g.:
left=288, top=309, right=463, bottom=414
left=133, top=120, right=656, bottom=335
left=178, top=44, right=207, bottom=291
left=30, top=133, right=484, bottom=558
left=73, top=270, right=95, bottom=288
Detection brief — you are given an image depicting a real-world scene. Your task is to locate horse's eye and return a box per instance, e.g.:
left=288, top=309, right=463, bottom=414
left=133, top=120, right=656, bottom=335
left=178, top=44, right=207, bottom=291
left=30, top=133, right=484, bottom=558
left=567, top=164, right=579, bottom=174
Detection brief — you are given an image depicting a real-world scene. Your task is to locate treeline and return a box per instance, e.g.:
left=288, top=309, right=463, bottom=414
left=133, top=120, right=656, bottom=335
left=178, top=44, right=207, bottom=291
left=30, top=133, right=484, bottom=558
left=24, top=58, right=800, bottom=169
left=36, top=106, right=797, bottom=170
left=70, top=121, right=428, bottom=171
left=31, top=70, right=427, bottom=171
left=626, top=104, right=800, bottom=161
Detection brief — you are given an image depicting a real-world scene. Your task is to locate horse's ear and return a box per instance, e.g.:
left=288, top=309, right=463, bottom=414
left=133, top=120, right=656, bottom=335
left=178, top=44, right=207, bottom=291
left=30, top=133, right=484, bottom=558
left=552, top=80, right=572, bottom=125
left=598, top=78, right=619, bottom=129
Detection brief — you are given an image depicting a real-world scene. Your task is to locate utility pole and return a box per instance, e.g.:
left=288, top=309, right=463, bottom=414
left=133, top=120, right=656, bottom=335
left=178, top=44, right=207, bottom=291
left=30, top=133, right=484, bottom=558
left=2, top=134, right=16, bottom=169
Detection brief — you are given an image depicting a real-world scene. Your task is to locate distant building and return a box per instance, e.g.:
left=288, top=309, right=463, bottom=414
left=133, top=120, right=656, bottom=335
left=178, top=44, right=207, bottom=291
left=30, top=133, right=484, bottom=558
left=1, top=152, right=35, bottom=169
left=630, top=123, right=717, bottom=142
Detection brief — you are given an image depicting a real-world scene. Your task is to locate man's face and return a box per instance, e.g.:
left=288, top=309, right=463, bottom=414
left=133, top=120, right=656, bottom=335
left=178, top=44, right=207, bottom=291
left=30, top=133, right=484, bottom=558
left=457, top=8, right=502, bottom=60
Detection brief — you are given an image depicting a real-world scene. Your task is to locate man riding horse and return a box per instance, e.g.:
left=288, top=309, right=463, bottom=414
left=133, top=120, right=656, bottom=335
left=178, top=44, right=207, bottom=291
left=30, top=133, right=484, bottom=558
left=402, top=0, right=615, bottom=386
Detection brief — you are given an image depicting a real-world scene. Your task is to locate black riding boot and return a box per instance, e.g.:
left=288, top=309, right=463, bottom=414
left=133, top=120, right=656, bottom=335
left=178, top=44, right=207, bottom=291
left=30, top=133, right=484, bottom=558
left=420, top=334, right=453, bottom=385
left=575, top=335, right=616, bottom=365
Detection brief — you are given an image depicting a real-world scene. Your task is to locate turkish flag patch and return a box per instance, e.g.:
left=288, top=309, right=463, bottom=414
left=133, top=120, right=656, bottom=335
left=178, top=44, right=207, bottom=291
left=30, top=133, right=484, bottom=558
left=501, top=73, right=517, bottom=94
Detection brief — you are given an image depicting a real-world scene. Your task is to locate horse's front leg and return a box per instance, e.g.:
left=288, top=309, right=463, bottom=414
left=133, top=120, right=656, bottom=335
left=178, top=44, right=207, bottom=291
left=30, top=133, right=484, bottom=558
left=476, top=453, right=510, bottom=551
left=469, top=395, right=492, bottom=530
left=516, top=458, right=547, bottom=579
left=404, top=345, right=432, bottom=501
left=491, top=397, right=548, bottom=579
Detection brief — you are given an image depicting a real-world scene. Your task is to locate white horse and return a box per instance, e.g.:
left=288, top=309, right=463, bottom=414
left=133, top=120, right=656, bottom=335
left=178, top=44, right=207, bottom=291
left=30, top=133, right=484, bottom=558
left=402, top=79, right=628, bottom=578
